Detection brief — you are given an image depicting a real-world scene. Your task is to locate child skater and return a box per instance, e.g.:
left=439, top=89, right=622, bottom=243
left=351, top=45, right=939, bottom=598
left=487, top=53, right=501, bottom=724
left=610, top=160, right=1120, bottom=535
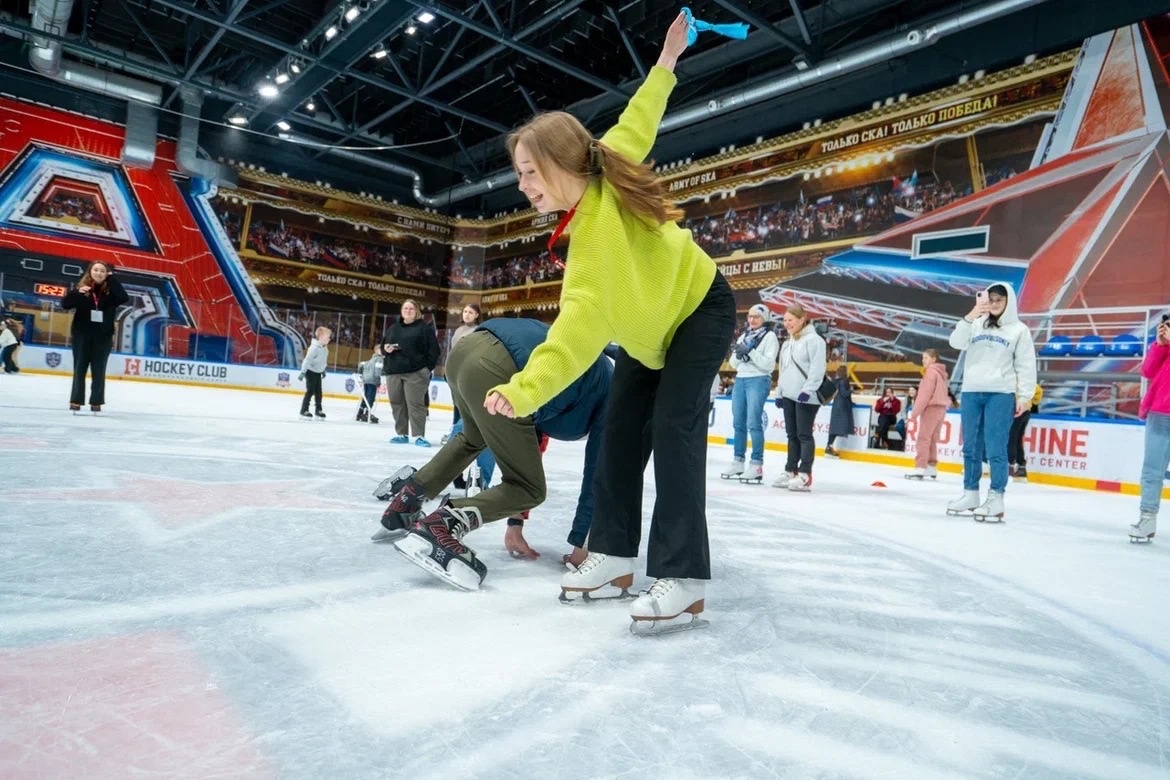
left=298, top=326, right=331, bottom=419
left=906, top=348, right=950, bottom=480
left=357, top=344, right=383, bottom=423
left=482, top=13, right=735, bottom=633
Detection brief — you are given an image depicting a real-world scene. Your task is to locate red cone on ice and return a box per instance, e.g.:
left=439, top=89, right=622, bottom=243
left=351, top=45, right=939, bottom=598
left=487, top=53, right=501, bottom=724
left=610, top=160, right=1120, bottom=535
left=871, top=481, right=887, bottom=488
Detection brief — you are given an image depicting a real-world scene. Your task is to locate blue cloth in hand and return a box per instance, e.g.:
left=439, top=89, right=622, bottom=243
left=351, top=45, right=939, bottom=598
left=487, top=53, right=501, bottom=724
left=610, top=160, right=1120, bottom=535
left=797, top=392, right=810, bottom=403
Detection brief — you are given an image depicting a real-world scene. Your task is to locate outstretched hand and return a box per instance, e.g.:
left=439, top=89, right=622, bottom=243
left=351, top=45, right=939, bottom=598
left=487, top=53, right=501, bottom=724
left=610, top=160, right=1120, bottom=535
left=484, top=390, right=515, bottom=418
left=504, top=525, right=540, bottom=559
left=657, top=12, right=689, bottom=71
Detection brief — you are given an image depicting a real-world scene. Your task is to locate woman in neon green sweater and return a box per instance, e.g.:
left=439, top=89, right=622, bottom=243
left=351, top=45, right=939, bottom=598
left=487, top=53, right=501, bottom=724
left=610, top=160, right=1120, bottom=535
left=483, top=13, right=736, bottom=630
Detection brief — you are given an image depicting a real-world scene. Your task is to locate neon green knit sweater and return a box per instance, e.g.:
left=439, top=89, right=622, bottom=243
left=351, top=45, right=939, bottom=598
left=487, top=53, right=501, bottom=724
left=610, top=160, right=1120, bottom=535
left=492, top=66, right=717, bottom=417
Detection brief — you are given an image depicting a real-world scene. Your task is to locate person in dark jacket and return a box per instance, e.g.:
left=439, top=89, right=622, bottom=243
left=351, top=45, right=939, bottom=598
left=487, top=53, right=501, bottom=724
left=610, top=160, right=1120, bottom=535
left=61, top=261, right=129, bottom=412
left=375, top=317, right=612, bottom=591
left=826, top=365, right=854, bottom=457
left=382, top=299, right=441, bottom=446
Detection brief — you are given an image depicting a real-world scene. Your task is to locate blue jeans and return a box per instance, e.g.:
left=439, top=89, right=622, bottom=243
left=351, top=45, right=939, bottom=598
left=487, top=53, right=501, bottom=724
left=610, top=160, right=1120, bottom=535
left=362, top=382, right=377, bottom=408
left=960, top=392, right=1015, bottom=492
left=732, top=374, right=770, bottom=462
left=1140, top=412, right=1170, bottom=514
left=451, top=419, right=496, bottom=485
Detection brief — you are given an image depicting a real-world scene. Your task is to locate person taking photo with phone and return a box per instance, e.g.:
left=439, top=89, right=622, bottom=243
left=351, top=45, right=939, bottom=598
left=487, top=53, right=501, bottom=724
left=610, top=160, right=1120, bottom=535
left=946, top=283, right=1036, bottom=521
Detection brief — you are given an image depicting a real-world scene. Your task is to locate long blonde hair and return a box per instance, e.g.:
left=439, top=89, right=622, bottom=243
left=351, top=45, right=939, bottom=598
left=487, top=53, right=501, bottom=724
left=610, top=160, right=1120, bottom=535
left=506, top=111, right=683, bottom=226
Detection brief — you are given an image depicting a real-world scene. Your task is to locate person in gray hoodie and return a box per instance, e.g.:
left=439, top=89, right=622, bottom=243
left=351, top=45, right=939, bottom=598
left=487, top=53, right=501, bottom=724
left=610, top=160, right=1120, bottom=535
left=947, top=283, right=1037, bottom=521
left=357, top=345, right=383, bottom=423
left=772, top=303, right=827, bottom=491
left=299, top=326, right=332, bottom=419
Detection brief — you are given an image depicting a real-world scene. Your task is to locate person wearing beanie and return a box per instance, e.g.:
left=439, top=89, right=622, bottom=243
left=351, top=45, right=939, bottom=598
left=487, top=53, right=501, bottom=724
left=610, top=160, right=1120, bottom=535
left=723, top=305, right=779, bottom=483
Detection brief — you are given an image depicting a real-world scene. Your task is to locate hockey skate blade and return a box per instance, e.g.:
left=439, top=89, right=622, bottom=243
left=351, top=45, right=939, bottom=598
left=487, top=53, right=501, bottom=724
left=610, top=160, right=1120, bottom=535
left=370, top=527, right=407, bottom=543
left=629, top=614, right=710, bottom=636
left=393, top=533, right=481, bottom=592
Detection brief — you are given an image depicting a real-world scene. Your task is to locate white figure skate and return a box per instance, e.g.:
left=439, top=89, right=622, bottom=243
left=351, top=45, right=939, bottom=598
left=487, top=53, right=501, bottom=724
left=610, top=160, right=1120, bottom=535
left=787, top=473, right=812, bottom=492
left=559, top=553, right=637, bottom=604
left=738, top=462, right=764, bottom=484
left=629, top=578, right=709, bottom=636
left=973, top=491, right=1005, bottom=523
left=946, top=490, right=980, bottom=516
left=720, top=459, right=745, bottom=479
left=772, top=471, right=796, bottom=489
left=1129, top=512, right=1156, bottom=543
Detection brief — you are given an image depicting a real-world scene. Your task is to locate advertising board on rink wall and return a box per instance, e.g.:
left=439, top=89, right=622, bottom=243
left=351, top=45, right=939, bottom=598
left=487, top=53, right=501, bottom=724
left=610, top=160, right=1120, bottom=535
left=708, top=395, right=1166, bottom=494
left=21, top=345, right=457, bottom=405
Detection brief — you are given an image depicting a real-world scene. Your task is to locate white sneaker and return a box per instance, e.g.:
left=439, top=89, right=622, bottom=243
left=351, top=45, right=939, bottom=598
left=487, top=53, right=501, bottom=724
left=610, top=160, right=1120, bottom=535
left=973, top=491, right=1005, bottom=522
left=1129, top=512, right=1157, bottom=543
left=925, top=464, right=938, bottom=479
left=630, top=578, right=706, bottom=620
left=739, top=462, right=764, bottom=483
left=947, top=490, right=980, bottom=515
left=788, top=473, right=812, bottom=492
left=772, top=471, right=796, bottom=489
left=560, top=553, right=635, bottom=598
left=720, top=459, right=745, bottom=479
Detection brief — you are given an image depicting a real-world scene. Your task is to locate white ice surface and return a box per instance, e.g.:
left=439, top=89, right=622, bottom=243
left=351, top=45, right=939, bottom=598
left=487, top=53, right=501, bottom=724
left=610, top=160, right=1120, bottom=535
left=1, top=373, right=1169, bottom=779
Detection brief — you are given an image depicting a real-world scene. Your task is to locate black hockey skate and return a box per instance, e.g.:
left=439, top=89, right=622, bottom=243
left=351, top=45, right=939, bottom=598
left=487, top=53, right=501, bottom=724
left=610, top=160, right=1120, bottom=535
left=371, top=466, right=424, bottom=542
left=393, top=500, right=487, bottom=591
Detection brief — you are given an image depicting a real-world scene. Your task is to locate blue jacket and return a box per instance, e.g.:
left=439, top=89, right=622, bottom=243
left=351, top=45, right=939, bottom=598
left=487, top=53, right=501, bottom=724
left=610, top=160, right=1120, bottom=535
left=478, top=318, right=611, bottom=541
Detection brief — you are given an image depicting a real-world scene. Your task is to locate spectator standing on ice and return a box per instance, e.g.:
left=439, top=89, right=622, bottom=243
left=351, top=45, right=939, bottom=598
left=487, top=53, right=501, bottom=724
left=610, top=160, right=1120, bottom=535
left=382, top=299, right=440, bottom=446
left=773, top=303, right=826, bottom=491
left=906, top=349, right=949, bottom=480
left=1131, top=315, right=1170, bottom=543
left=825, top=365, right=854, bottom=457
left=722, top=304, right=778, bottom=484
left=946, top=283, right=1036, bottom=522
left=61, top=261, right=129, bottom=413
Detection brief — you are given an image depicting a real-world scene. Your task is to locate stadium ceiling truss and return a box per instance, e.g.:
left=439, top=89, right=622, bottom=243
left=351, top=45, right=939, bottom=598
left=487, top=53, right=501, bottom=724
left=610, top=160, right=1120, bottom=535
left=758, top=281, right=957, bottom=355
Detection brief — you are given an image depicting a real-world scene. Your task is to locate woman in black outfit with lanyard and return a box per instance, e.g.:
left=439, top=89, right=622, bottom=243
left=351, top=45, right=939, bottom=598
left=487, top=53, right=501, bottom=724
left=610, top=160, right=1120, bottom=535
left=61, top=261, right=129, bottom=412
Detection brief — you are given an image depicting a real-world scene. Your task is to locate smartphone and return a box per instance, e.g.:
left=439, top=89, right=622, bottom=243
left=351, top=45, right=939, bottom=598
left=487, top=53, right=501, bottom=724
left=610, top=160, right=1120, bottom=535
left=976, top=291, right=989, bottom=304
left=1162, top=314, right=1169, bottom=323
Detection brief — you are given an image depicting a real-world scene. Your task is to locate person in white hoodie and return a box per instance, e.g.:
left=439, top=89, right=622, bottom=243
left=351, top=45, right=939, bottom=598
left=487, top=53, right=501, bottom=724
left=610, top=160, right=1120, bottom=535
left=722, top=304, right=780, bottom=483
left=773, top=303, right=827, bottom=491
left=947, top=283, right=1036, bottom=520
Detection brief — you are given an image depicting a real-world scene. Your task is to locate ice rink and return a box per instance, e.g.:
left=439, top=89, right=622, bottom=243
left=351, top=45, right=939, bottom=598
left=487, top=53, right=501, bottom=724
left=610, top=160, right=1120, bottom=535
left=1, top=372, right=1168, bottom=779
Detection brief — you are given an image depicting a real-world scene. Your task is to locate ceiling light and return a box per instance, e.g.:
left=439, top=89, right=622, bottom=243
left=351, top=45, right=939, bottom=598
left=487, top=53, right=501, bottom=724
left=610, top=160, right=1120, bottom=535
left=417, top=10, right=435, bottom=23
left=325, top=25, right=339, bottom=40
left=793, top=55, right=809, bottom=71
left=344, top=6, right=361, bottom=22
left=228, top=114, right=248, bottom=126
left=289, top=61, right=302, bottom=74
left=274, top=72, right=290, bottom=85
left=405, top=24, right=417, bottom=35
left=305, top=100, right=316, bottom=111
left=371, top=47, right=388, bottom=59
left=258, top=82, right=279, bottom=98
left=276, top=120, right=291, bottom=131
